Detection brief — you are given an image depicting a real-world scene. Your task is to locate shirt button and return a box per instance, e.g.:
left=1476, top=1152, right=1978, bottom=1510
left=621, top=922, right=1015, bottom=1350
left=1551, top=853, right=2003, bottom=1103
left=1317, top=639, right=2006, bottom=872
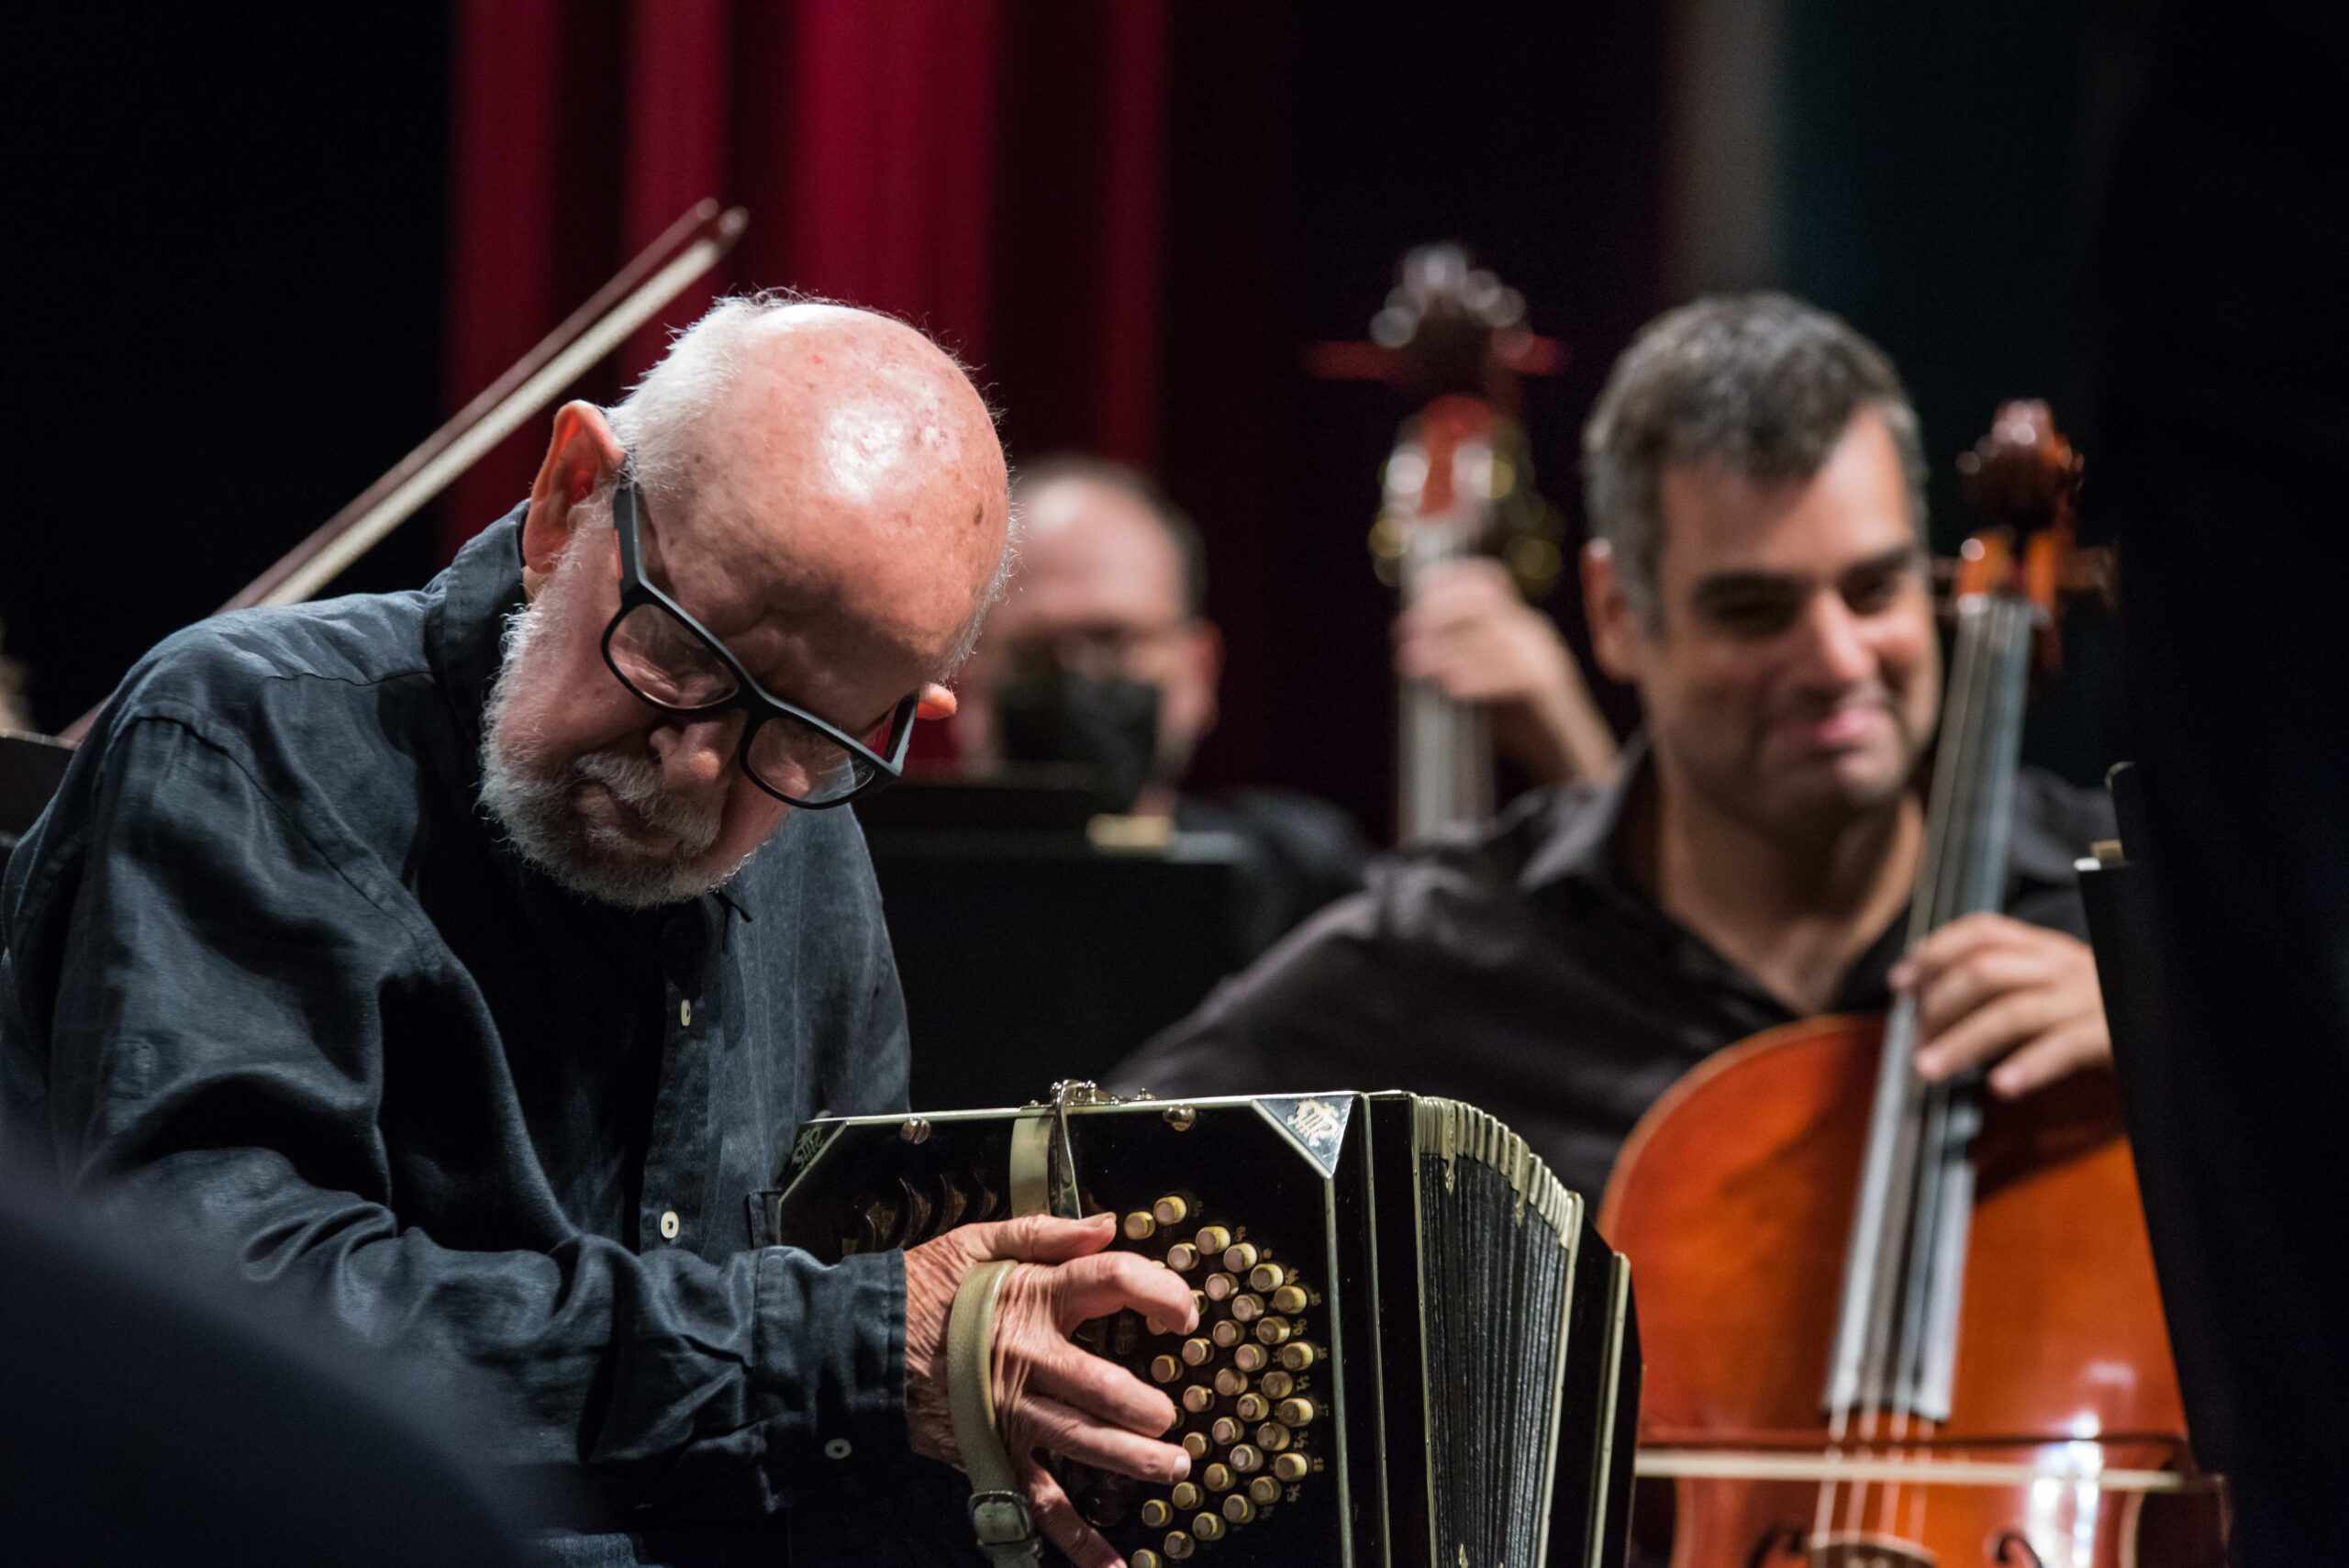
left=679, top=998, right=693, bottom=1027
left=823, top=1438, right=852, bottom=1461
left=659, top=1210, right=681, bottom=1241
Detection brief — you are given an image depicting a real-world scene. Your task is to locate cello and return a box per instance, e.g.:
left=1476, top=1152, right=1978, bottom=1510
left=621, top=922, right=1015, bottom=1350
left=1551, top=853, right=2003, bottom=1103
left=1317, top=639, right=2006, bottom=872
left=1600, top=404, right=2228, bottom=1567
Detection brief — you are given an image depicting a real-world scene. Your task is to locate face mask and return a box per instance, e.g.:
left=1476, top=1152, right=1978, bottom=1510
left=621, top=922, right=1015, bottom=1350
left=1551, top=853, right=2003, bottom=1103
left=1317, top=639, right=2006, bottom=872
left=994, top=650, right=1162, bottom=815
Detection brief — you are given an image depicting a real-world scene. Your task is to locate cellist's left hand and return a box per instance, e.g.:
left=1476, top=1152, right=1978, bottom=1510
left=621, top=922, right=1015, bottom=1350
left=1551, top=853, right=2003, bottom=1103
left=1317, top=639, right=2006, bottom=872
left=1894, top=912, right=2111, bottom=1099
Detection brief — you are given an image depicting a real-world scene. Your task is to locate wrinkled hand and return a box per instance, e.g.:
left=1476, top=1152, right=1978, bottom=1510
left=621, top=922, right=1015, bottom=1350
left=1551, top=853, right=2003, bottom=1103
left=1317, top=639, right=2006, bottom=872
left=905, top=1212, right=1198, bottom=1568
left=1897, top=912, right=2112, bottom=1098
left=1392, top=559, right=1617, bottom=784
left=1395, top=558, right=1575, bottom=707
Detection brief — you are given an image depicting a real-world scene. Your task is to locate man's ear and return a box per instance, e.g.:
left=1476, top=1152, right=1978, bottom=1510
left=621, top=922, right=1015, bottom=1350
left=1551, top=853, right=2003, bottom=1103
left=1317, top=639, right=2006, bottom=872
left=1582, top=540, right=1643, bottom=684
left=520, top=402, right=627, bottom=591
left=916, top=683, right=959, bottom=721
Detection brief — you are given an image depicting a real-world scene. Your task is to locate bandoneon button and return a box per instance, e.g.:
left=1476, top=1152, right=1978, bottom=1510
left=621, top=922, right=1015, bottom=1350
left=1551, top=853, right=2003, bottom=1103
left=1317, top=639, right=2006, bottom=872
left=1171, top=1481, right=1203, bottom=1511
left=1230, top=1293, right=1264, bottom=1322
left=1194, top=1225, right=1232, bottom=1253
left=1229, top=1443, right=1264, bottom=1473
left=1150, top=1354, right=1181, bottom=1383
left=1260, top=1369, right=1294, bottom=1398
left=1235, top=1393, right=1269, bottom=1421
left=1255, top=1422, right=1291, bottom=1451
left=1247, top=1262, right=1286, bottom=1291
left=1203, top=1462, right=1234, bottom=1491
left=1165, top=1242, right=1199, bottom=1271
left=1223, top=1242, right=1259, bottom=1272
left=1203, top=1272, right=1236, bottom=1301
left=1182, top=1431, right=1210, bottom=1460
left=1210, top=1320, right=1243, bottom=1348
left=1277, top=1340, right=1315, bottom=1370
left=1193, top=1513, right=1227, bottom=1540
left=1213, top=1367, right=1247, bottom=1396
left=1273, top=1451, right=1309, bottom=1482
left=1248, top=1473, right=1281, bottom=1504
left=1275, top=1396, right=1317, bottom=1426
left=1232, top=1343, right=1268, bottom=1373
left=1164, top=1530, right=1194, bottom=1560
left=1210, top=1416, right=1241, bottom=1445
left=1181, top=1336, right=1213, bottom=1365
left=1124, top=1212, right=1158, bottom=1240
left=1181, top=1385, right=1213, bottom=1413
left=1223, top=1493, right=1257, bottom=1524
left=1133, top=1551, right=1163, bottom=1568
left=1152, top=1195, right=1189, bottom=1227
left=1253, top=1317, right=1291, bottom=1344
left=1271, top=1284, right=1309, bottom=1314
left=1141, top=1499, right=1172, bottom=1528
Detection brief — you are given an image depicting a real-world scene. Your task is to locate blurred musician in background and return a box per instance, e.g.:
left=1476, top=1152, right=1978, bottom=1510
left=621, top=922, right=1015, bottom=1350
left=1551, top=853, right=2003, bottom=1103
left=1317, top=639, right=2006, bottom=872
left=952, top=454, right=1373, bottom=953
left=2, top=300, right=1197, bottom=1567
left=1117, top=294, right=2118, bottom=1199
left=952, top=453, right=1616, bottom=958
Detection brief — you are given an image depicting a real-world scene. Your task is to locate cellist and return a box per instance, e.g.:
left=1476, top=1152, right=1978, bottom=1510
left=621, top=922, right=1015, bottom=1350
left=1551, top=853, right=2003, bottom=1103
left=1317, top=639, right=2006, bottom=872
left=1112, top=292, right=2115, bottom=1206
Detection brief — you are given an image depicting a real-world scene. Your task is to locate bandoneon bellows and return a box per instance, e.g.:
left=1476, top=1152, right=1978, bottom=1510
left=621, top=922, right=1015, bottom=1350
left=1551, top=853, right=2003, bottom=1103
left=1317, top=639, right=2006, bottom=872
left=774, top=1087, right=1641, bottom=1567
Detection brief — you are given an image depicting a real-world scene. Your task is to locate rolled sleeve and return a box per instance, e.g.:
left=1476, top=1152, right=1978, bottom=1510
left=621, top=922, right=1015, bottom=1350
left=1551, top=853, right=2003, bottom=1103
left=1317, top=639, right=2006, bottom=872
left=756, top=1245, right=907, bottom=1470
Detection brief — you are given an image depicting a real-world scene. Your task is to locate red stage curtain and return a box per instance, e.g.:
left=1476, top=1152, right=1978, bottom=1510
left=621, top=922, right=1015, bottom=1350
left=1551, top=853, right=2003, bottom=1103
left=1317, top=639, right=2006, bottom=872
left=441, top=0, right=1168, bottom=559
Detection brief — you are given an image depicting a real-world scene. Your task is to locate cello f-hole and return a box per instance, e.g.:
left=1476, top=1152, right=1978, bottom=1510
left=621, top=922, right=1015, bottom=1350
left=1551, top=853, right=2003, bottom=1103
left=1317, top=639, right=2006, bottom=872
left=1989, top=1529, right=2044, bottom=1567
left=1741, top=1523, right=1806, bottom=1568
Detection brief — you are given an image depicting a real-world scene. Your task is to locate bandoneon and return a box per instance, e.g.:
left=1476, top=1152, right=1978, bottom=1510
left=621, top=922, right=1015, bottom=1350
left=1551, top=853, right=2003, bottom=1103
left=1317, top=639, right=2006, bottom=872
left=774, top=1086, right=1641, bottom=1567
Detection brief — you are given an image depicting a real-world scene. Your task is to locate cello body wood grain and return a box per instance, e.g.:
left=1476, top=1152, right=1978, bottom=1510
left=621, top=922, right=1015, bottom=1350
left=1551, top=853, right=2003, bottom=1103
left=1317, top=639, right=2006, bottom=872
left=1604, top=1016, right=2223, bottom=1567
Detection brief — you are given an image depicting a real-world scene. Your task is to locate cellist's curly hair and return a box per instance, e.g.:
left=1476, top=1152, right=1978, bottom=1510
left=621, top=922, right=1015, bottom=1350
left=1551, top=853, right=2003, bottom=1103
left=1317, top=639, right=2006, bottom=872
left=1582, top=293, right=1927, bottom=632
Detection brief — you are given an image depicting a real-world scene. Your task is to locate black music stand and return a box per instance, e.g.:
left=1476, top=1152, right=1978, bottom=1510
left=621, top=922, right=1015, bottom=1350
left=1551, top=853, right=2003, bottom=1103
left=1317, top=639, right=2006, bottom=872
left=861, top=814, right=1252, bottom=1110
left=2076, top=762, right=2242, bottom=1481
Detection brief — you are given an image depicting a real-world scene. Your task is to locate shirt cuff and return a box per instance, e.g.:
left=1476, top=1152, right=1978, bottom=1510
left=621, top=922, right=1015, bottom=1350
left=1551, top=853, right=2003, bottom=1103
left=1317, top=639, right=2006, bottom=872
left=751, top=1244, right=907, bottom=1482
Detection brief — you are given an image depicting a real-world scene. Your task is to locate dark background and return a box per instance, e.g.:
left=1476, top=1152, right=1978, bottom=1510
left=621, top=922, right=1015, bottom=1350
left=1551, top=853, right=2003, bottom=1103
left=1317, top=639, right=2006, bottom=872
left=6, top=1, right=2113, bottom=837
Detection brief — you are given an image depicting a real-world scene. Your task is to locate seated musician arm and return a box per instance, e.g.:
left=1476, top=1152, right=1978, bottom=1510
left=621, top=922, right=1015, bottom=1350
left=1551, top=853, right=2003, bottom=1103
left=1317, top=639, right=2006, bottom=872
left=1, top=713, right=908, bottom=1518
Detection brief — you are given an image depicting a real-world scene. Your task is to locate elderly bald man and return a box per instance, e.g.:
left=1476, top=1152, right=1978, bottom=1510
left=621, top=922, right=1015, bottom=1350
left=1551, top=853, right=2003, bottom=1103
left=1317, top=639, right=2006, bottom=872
left=0, top=298, right=1192, bottom=1567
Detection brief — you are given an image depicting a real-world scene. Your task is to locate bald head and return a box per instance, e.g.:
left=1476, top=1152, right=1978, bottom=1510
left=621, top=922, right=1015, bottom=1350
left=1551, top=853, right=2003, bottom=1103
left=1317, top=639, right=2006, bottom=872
left=613, top=299, right=1012, bottom=680
left=486, top=296, right=1012, bottom=908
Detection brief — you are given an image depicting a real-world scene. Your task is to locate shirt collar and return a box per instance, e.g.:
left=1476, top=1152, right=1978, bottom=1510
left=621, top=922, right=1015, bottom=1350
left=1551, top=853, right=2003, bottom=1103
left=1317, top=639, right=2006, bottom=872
left=1519, top=733, right=1654, bottom=897
left=426, top=505, right=530, bottom=753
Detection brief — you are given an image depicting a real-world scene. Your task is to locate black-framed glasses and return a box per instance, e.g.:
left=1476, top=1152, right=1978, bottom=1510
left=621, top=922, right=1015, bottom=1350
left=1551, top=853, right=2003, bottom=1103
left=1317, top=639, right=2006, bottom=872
left=600, top=476, right=919, bottom=808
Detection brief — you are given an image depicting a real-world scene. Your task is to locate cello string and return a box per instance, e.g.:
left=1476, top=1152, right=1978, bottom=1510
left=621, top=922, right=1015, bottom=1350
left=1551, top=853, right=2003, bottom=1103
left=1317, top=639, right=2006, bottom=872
left=1881, top=595, right=2031, bottom=1544
left=1891, top=603, right=2008, bottom=1539
left=1831, top=591, right=2003, bottom=1547
left=1889, top=595, right=2008, bottom=1537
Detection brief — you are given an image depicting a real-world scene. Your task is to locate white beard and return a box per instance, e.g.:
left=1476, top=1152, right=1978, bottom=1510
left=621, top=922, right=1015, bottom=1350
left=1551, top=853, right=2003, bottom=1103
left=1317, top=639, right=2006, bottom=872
left=477, top=559, right=745, bottom=909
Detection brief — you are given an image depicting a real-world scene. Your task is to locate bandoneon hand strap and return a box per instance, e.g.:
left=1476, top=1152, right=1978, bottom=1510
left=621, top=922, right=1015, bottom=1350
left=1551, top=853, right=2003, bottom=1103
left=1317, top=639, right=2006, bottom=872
left=948, top=1258, right=1042, bottom=1566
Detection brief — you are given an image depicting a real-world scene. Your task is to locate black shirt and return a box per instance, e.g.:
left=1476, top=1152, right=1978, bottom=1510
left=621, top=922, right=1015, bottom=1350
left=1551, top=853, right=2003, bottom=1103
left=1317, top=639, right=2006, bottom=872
left=1114, top=749, right=2114, bottom=1200
left=1173, top=787, right=1372, bottom=959
left=0, top=516, right=918, bottom=1550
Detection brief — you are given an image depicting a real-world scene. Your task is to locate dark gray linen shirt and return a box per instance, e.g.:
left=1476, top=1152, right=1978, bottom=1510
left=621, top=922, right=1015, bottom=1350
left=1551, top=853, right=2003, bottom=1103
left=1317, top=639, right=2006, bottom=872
left=0, top=516, right=921, bottom=1549
left=1115, top=747, right=2113, bottom=1201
